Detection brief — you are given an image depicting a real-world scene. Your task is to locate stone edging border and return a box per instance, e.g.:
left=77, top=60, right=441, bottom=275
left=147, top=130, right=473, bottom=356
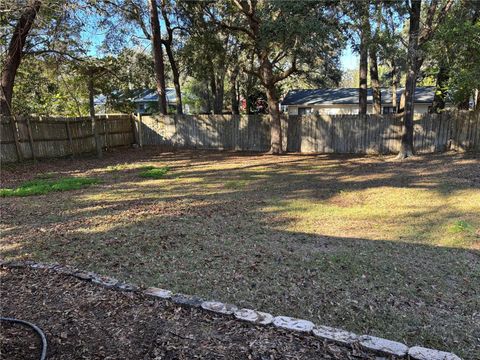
left=0, top=260, right=462, bottom=360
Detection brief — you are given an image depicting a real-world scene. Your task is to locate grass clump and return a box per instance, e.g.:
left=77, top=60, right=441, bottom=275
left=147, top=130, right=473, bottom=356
left=36, top=172, right=56, bottom=179
left=448, top=220, right=475, bottom=234
left=139, top=166, right=170, bottom=179
left=0, top=177, right=98, bottom=197
left=224, top=179, right=249, bottom=189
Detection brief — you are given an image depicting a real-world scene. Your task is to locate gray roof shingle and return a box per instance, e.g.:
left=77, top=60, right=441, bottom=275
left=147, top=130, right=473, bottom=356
left=281, top=87, right=435, bottom=106
left=133, top=88, right=178, bottom=104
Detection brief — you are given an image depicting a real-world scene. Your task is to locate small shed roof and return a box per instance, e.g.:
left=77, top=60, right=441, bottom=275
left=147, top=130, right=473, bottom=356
left=281, top=87, right=436, bottom=106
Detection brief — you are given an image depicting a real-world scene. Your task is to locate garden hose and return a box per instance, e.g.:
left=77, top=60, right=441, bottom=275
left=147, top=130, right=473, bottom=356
left=0, top=317, right=47, bottom=360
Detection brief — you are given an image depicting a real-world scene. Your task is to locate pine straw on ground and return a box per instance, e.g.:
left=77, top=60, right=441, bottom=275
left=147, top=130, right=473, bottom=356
left=0, top=266, right=376, bottom=360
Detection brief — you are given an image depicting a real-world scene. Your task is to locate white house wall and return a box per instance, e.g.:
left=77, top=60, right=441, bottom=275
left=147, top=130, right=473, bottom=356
left=287, top=103, right=431, bottom=115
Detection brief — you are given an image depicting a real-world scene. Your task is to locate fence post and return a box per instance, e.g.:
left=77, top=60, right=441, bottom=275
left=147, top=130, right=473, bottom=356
left=138, top=113, right=143, bottom=148
left=130, top=113, right=137, bottom=145
left=25, top=117, right=36, bottom=162
left=10, top=116, right=23, bottom=162
left=104, top=114, right=109, bottom=149
left=65, top=119, right=75, bottom=157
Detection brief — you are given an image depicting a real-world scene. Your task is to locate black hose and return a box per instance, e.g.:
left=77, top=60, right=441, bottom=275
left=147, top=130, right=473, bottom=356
left=0, top=317, right=47, bottom=360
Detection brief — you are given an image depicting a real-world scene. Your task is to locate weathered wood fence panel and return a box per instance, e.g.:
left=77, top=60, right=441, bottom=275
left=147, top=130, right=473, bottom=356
left=1, top=115, right=134, bottom=162
left=139, top=111, right=479, bottom=154
left=2, top=111, right=478, bottom=162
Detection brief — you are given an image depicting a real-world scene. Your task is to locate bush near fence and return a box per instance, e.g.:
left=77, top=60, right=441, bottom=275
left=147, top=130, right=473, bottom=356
left=1, top=111, right=478, bottom=162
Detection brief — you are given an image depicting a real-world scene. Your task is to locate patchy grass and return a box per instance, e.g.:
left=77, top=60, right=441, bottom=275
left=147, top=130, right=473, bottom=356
left=0, top=177, right=98, bottom=197
left=138, top=166, right=170, bottom=179
left=224, top=179, right=249, bottom=189
left=0, top=149, right=479, bottom=359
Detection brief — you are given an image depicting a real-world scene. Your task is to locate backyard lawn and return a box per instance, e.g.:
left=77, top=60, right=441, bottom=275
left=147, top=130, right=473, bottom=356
left=1, top=147, right=479, bottom=359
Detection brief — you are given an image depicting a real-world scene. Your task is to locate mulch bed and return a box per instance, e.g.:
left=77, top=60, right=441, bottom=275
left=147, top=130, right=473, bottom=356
left=0, top=266, right=376, bottom=360
left=0, top=321, right=40, bottom=360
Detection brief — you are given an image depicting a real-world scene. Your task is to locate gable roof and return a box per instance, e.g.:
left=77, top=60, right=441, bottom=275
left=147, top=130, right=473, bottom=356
left=281, top=87, right=436, bottom=106
left=132, top=88, right=178, bottom=104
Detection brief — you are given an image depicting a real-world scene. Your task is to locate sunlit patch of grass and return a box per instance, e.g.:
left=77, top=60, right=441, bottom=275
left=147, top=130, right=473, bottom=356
left=35, top=172, right=56, bottom=179
left=0, top=177, right=99, bottom=197
left=139, top=166, right=170, bottom=179
left=106, top=163, right=132, bottom=172
left=266, top=186, right=479, bottom=249
left=106, top=163, right=164, bottom=173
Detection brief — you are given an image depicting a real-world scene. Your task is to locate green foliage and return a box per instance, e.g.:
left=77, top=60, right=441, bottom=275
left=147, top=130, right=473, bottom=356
left=448, top=220, right=476, bottom=234
left=425, top=5, right=480, bottom=105
left=12, top=58, right=89, bottom=116
left=0, top=177, right=98, bottom=197
left=139, top=166, right=170, bottom=179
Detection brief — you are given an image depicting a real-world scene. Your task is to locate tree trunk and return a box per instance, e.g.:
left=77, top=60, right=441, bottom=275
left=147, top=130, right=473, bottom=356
left=203, top=81, right=212, bottom=113
left=230, top=65, right=240, bottom=115
left=398, top=0, right=421, bottom=159
left=369, top=48, right=381, bottom=114
left=88, top=74, right=102, bottom=159
left=392, top=81, right=397, bottom=110
left=210, top=74, right=217, bottom=114
left=161, top=0, right=182, bottom=114
left=266, top=85, right=282, bottom=154
left=431, top=64, right=449, bottom=113
left=165, top=44, right=183, bottom=114
left=211, top=73, right=224, bottom=115
left=457, top=98, right=470, bottom=110
left=215, top=74, right=225, bottom=114
left=398, top=91, right=405, bottom=113
left=0, top=0, right=41, bottom=116
left=244, top=54, right=256, bottom=114
left=391, top=61, right=398, bottom=110
left=358, top=8, right=369, bottom=115
left=148, top=0, right=167, bottom=115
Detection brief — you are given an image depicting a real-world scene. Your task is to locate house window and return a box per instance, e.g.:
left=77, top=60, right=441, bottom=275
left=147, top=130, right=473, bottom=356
left=298, top=107, right=313, bottom=115
left=382, top=106, right=396, bottom=114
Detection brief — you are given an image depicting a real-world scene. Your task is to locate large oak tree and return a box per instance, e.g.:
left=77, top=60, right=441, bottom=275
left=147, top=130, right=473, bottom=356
left=399, top=0, right=454, bottom=158
left=203, top=0, right=342, bottom=154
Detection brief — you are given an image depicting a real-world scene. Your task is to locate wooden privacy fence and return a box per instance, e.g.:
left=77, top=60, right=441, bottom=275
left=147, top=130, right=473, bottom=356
left=1, top=115, right=134, bottom=162
left=138, top=110, right=479, bottom=154
left=1, top=111, right=479, bottom=162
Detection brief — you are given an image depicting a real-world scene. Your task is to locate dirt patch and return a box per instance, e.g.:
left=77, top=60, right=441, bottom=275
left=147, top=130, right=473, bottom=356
left=0, top=266, right=375, bottom=360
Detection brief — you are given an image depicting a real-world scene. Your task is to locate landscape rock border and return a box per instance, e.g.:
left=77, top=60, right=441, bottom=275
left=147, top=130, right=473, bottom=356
left=0, top=260, right=463, bottom=360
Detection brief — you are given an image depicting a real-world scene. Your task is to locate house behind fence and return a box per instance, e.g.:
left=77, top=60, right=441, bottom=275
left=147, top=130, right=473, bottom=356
left=1, top=111, right=479, bottom=163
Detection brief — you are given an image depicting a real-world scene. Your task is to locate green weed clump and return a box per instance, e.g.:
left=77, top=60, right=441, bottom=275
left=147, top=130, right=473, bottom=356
left=448, top=220, right=475, bottom=233
left=0, top=177, right=99, bottom=197
left=139, top=166, right=170, bottom=179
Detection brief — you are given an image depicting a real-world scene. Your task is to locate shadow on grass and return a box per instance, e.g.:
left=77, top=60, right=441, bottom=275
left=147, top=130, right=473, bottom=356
left=1, top=148, right=479, bottom=359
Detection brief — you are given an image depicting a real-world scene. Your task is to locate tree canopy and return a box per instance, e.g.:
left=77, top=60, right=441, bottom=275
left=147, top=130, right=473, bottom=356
left=1, top=0, right=479, bottom=156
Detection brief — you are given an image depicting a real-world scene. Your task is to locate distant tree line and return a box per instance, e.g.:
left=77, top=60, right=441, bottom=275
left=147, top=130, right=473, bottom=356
left=1, top=0, right=479, bottom=157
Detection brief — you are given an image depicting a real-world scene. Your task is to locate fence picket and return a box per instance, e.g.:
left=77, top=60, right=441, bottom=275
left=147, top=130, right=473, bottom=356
left=1, top=111, right=479, bottom=163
